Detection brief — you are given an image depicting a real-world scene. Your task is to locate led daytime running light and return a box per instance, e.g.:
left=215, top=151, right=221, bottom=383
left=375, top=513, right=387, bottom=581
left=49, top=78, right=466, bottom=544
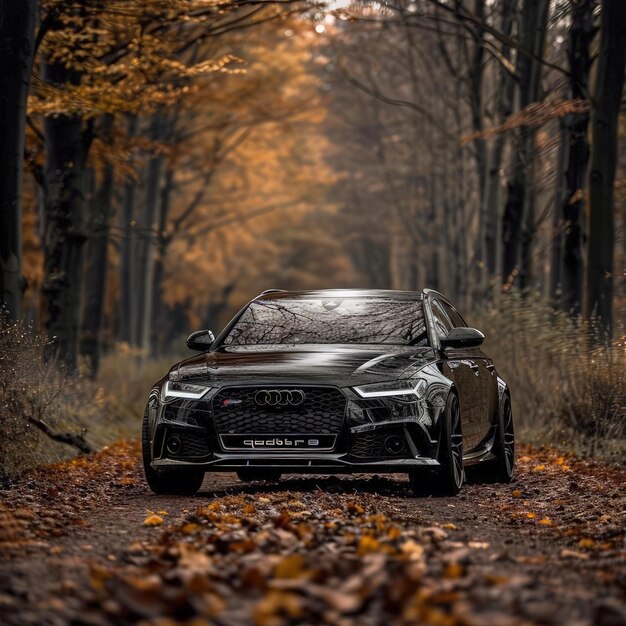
left=163, top=380, right=210, bottom=400
left=354, top=379, right=427, bottom=399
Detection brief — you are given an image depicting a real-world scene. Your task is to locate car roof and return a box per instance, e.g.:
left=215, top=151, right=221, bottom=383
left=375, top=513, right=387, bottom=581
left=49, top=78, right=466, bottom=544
left=254, top=289, right=424, bottom=301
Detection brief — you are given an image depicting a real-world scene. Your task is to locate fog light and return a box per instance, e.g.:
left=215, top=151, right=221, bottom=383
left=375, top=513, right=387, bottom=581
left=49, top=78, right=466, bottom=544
left=166, top=436, right=182, bottom=455
left=384, top=435, right=405, bottom=454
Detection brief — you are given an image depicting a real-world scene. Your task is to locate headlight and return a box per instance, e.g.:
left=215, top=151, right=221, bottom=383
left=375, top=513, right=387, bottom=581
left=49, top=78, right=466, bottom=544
left=353, top=379, right=427, bottom=400
left=163, top=380, right=211, bottom=400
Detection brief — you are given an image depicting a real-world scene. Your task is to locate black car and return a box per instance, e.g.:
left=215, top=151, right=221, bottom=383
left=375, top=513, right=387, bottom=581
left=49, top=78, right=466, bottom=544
left=142, top=289, right=514, bottom=496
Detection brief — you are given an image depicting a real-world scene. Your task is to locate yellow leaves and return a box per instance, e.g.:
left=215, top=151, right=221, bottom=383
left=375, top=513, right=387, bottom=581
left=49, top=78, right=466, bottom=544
left=401, top=540, right=425, bottom=561
left=274, top=555, right=308, bottom=580
left=357, top=535, right=382, bottom=556
left=89, top=564, right=111, bottom=591
left=578, top=538, right=595, bottom=549
left=387, top=526, right=402, bottom=541
left=533, top=465, right=546, bottom=472
left=273, top=510, right=293, bottom=530
left=441, top=523, right=457, bottom=530
left=143, top=514, right=164, bottom=526
left=512, top=489, right=522, bottom=498
left=443, top=562, right=464, bottom=579
left=538, top=517, right=552, bottom=526
left=181, top=523, right=201, bottom=535
left=347, top=501, right=365, bottom=516
left=254, top=591, right=303, bottom=626
left=525, top=512, right=537, bottom=520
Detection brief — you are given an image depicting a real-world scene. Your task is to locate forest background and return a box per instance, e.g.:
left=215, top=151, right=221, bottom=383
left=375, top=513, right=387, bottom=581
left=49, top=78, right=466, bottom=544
left=0, top=0, right=624, bottom=477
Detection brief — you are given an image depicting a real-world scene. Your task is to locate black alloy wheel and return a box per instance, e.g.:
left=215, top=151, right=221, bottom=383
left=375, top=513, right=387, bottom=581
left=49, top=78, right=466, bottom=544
left=491, top=393, right=515, bottom=483
left=409, top=391, right=464, bottom=496
left=142, top=406, right=205, bottom=495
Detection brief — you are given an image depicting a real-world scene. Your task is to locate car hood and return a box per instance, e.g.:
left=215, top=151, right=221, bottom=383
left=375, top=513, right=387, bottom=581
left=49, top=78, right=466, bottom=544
left=169, top=344, right=437, bottom=388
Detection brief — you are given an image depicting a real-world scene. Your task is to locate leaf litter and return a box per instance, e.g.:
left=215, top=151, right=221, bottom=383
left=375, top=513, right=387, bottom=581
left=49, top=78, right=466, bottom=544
left=0, top=442, right=623, bottom=625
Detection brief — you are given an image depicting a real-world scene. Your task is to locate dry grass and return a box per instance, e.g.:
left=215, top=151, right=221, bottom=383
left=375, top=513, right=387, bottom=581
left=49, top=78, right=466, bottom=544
left=472, top=293, right=625, bottom=460
left=2, top=296, right=624, bottom=480
left=0, top=317, right=178, bottom=481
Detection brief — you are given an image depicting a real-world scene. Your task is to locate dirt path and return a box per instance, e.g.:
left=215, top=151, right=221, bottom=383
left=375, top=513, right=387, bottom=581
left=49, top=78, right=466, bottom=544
left=0, top=442, right=624, bottom=626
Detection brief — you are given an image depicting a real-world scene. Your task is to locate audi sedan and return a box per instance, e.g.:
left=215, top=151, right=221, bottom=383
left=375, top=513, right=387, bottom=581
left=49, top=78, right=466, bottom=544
left=142, top=289, right=514, bottom=496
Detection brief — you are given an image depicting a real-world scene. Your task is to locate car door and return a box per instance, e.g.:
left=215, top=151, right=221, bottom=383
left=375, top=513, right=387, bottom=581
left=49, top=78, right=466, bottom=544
left=428, top=297, right=483, bottom=452
left=440, top=299, right=496, bottom=446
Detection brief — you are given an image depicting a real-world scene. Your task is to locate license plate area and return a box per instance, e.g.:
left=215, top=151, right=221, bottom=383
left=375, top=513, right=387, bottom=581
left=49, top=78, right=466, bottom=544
left=220, top=434, right=336, bottom=452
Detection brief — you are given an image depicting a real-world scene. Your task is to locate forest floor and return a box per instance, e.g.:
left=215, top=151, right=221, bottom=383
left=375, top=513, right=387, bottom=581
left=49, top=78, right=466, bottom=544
left=0, top=442, right=624, bottom=626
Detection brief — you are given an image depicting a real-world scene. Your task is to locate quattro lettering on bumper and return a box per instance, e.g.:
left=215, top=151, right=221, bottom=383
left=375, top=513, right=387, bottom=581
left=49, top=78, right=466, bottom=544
left=220, top=434, right=336, bottom=451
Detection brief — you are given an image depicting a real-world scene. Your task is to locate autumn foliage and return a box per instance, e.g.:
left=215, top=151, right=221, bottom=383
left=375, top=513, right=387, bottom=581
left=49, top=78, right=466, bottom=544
left=0, top=441, right=624, bottom=625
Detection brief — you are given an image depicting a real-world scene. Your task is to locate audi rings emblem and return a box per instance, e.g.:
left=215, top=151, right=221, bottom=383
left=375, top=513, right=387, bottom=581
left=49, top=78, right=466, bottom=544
left=255, top=389, right=306, bottom=407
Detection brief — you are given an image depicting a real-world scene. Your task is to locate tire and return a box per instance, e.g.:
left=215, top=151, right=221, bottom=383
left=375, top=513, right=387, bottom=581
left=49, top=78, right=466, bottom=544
left=237, top=469, right=282, bottom=482
left=142, top=405, right=205, bottom=495
left=409, top=391, right=464, bottom=496
left=489, top=393, right=515, bottom=483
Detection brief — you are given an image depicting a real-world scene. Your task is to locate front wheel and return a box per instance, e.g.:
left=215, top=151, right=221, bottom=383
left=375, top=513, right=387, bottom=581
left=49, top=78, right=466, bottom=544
left=409, top=391, right=464, bottom=496
left=142, top=405, right=205, bottom=495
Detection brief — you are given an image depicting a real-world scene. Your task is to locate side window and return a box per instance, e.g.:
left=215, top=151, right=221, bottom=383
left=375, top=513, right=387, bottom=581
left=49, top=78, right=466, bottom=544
left=431, top=299, right=454, bottom=340
left=441, top=301, right=466, bottom=328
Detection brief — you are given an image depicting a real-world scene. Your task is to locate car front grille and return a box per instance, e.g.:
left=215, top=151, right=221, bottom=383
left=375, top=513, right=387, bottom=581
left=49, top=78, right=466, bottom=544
left=212, top=386, right=346, bottom=435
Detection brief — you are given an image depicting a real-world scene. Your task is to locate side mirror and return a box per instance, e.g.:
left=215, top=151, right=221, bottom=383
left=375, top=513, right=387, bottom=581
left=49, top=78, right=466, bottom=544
left=186, top=329, right=215, bottom=351
left=440, top=327, right=484, bottom=349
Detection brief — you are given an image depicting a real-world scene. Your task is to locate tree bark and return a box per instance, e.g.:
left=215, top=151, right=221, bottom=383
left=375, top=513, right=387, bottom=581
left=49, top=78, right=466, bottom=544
left=484, top=0, right=516, bottom=283
left=80, top=115, right=114, bottom=376
left=136, top=117, right=164, bottom=356
left=151, top=167, right=174, bottom=357
left=585, top=0, right=626, bottom=339
left=502, top=0, right=549, bottom=290
left=42, top=58, right=91, bottom=373
left=559, top=0, right=594, bottom=316
left=118, top=116, right=138, bottom=345
left=0, top=0, right=37, bottom=320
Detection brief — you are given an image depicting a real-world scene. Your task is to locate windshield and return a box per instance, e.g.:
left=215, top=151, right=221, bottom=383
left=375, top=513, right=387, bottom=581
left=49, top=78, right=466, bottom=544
left=221, top=297, right=427, bottom=346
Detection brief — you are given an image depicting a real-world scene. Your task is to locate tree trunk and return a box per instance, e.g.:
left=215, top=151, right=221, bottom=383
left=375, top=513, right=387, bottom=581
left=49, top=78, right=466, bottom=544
left=136, top=117, right=164, bottom=356
left=502, top=0, right=548, bottom=290
left=484, top=0, right=516, bottom=285
left=559, top=0, right=594, bottom=316
left=0, top=0, right=37, bottom=320
left=151, top=167, right=174, bottom=357
left=42, top=59, right=91, bottom=373
left=80, top=115, right=114, bottom=376
left=118, top=116, right=138, bottom=345
left=585, top=0, right=626, bottom=339
left=550, top=121, right=567, bottom=303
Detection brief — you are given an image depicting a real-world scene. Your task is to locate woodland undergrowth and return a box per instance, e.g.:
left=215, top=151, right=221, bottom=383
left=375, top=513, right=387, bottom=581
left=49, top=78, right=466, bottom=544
left=0, top=315, right=175, bottom=482
left=473, top=292, right=625, bottom=459
left=1, top=294, right=624, bottom=480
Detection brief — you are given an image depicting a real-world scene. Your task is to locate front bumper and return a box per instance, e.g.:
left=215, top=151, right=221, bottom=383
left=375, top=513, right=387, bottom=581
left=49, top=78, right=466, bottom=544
left=152, top=454, right=440, bottom=472
left=148, top=382, right=449, bottom=473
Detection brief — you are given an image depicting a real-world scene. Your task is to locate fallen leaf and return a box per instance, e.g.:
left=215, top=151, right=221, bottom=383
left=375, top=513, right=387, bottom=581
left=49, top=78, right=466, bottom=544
left=143, top=514, right=163, bottom=526
left=560, top=549, right=589, bottom=560
left=274, top=554, right=308, bottom=579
